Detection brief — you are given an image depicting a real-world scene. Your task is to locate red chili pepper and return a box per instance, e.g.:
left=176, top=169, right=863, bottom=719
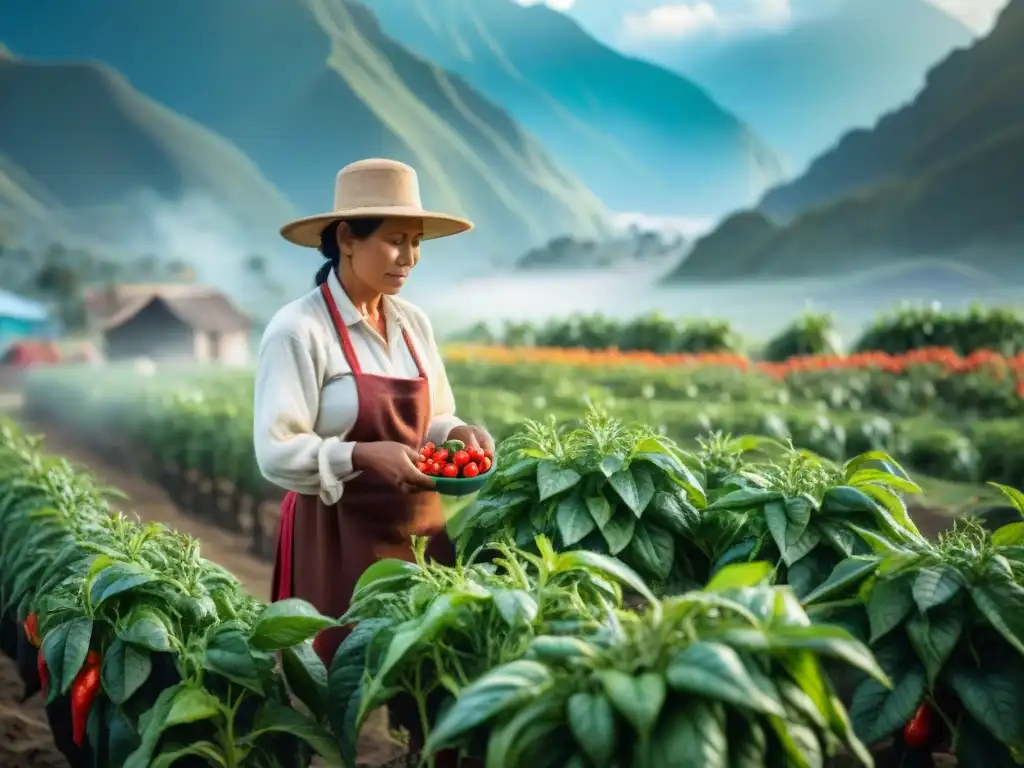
left=24, top=612, right=40, bottom=647
left=70, top=654, right=102, bottom=747
left=37, top=649, right=48, bottom=695
left=903, top=703, right=933, bottom=749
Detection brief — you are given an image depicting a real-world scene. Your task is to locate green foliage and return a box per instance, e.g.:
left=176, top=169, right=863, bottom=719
left=763, top=310, right=843, bottom=362
left=855, top=304, right=1024, bottom=356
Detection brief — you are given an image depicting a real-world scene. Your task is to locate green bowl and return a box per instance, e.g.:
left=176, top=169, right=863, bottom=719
left=428, top=469, right=493, bottom=497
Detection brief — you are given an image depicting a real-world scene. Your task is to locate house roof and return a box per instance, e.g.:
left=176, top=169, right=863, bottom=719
left=83, top=283, right=218, bottom=324
left=100, top=292, right=253, bottom=334
left=0, top=288, right=47, bottom=322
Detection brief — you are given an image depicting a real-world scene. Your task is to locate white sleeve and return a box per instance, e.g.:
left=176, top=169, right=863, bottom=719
left=253, top=332, right=355, bottom=505
left=420, top=317, right=465, bottom=447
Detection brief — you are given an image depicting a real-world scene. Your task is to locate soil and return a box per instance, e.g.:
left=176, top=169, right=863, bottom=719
left=0, top=654, right=67, bottom=768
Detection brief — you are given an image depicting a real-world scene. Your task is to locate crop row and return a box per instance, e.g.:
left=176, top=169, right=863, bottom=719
left=452, top=304, right=1024, bottom=358
left=8, top=391, right=1024, bottom=764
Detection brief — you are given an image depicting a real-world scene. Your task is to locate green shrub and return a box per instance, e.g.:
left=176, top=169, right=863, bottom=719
left=763, top=310, right=843, bottom=361
left=854, top=303, right=1024, bottom=355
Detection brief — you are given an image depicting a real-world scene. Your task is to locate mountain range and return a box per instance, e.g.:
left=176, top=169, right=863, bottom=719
left=666, top=0, right=1024, bottom=282
left=566, top=0, right=972, bottom=172
left=0, top=0, right=616, bottom=285
left=366, top=0, right=784, bottom=217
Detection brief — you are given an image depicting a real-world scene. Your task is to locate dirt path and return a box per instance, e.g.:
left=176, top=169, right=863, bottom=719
left=20, top=418, right=274, bottom=602
left=0, top=655, right=66, bottom=768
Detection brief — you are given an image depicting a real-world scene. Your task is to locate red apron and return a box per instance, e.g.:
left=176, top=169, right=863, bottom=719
left=270, top=284, right=465, bottom=764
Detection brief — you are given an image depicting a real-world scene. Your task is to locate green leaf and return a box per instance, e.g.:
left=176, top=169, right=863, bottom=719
left=912, top=565, right=963, bottom=612
left=992, top=522, right=1024, bottom=548
left=101, top=638, right=152, bottom=705
left=352, top=558, right=418, bottom=595
left=556, top=493, right=597, bottom=546
left=123, top=684, right=182, bottom=768
left=599, top=670, right=665, bottom=738
left=537, top=460, right=581, bottom=501
left=631, top=464, right=657, bottom=515
left=822, top=486, right=878, bottom=514
left=88, top=563, right=159, bottom=607
left=554, top=550, right=658, bottom=607
left=766, top=497, right=812, bottom=554
left=905, top=611, right=962, bottom=689
left=705, top=561, right=773, bottom=592
left=489, top=588, right=539, bottom=629
left=41, top=617, right=92, bottom=697
left=203, top=627, right=263, bottom=693
left=970, top=579, right=1024, bottom=656
left=609, top=469, right=642, bottom=517
left=119, top=611, right=173, bottom=653
left=850, top=659, right=925, bottom=745
left=708, top=488, right=780, bottom=511
left=949, top=663, right=1024, bottom=746
left=625, top=520, right=674, bottom=581
left=599, top=512, right=635, bottom=555
left=148, top=742, right=224, bottom=768
left=281, top=640, right=328, bottom=722
left=665, top=642, right=784, bottom=716
left=648, top=701, right=727, bottom=768
left=567, top=692, right=617, bottom=768
left=726, top=716, right=767, bottom=768
left=848, top=469, right=921, bottom=495
left=586, top=495, right=613, bottom=528
left=249, top=598, right=336, bottom=651
left=781, top=526, right=823, bottom=567
left=327, top=618, right=388, bottom=768
left=645, top=490, right=695, bottom=536
left=165, top=686, right=221, bottom=729
left=801, top=556, right=880, bottom=605
left=247, top=700, right=342, bottom=763
left=525, top=636, right=597, bottom=662
left=988, top=482, right=1024, bottom=515
left=867, top=575, right=915, bottom=643
left=425, top=660, right=553, bottom=751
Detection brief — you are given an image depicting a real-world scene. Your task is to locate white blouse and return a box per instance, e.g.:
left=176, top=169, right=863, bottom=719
left=253, top=269, right=464, bottom=504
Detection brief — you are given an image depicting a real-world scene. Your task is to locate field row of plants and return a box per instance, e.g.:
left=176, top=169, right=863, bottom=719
left=12, top=401, right=1024, bottom=766
left=0, top=419, right=348, bottom=767
left=452, top=304, right=1024, bottom=359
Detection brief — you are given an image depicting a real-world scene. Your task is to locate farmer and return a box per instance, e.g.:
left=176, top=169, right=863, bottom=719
left=254, top=158, right=494, bottom=665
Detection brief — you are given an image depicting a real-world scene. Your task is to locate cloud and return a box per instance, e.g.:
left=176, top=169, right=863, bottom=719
left=511, top=0, right=577, bottom=11
left=623, top=0, right=792, bottom=40
left=924, top=0, right=1010, bottom=33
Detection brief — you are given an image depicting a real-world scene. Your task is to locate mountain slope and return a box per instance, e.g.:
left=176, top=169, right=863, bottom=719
left=0, top=0, right=610, bottom=269
left=358, top=0, right=784, bottom=219
left=0, top=53, right=297, bottom=245
left=665, top=0, right=1024, bottom=282
left=640, top=0, right=970, bottom=173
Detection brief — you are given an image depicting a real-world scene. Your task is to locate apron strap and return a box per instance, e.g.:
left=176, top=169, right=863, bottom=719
left=320, top=282, right=428, bottom=380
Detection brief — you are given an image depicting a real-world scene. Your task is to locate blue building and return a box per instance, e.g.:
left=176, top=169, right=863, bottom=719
left=0, top=288, right=54, bottom=353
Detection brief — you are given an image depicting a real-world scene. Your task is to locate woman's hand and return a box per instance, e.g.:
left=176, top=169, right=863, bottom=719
left=352, top=441, right=436, bottom=493
left=446, top=424, right=495, bottom=453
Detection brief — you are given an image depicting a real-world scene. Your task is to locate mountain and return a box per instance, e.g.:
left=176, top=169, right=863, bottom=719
left=0, top=50, right=297, bottom=250
left=567, top=0, right=971, bottom=173
left=0, top=0, right=610, bottom=273
left=665, top=0, right=1024, bottom=282
left=357, top=0, right=784, bottom=219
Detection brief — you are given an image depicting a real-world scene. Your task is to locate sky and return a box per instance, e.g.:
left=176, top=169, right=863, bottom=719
left=512, top=0, right=1011, bottom=36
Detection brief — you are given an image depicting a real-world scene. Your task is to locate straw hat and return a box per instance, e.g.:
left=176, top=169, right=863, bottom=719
left=280, top=159, right=474, bottom=247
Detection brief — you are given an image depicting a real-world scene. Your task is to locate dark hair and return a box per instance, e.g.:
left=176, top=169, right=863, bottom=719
left=314, top=218, right=385, bottom=286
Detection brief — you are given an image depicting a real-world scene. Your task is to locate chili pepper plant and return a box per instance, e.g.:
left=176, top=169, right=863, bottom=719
left=802, top=483, right=1024, bottom=764
left=700, top=445, right=928, bottom=599
left=450, top=410, right=711, bottom=592
left=328, top=533, right=657, bottom=767
left=0, top=420, right=343, bottom=767
left=422, top=561, right=885, bottom=767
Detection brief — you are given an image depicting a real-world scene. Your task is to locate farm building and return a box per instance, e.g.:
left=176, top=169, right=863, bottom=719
left=98, top=287, right=253, bottom=365
left=0, top=288, right=54, bottom=352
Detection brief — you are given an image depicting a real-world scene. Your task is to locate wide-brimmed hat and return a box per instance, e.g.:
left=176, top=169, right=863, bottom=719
left=280, top=158, right=474, bottom=247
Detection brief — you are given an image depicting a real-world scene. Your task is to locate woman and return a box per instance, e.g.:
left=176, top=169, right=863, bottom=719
left=254, top=158, right=493, bottom=665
